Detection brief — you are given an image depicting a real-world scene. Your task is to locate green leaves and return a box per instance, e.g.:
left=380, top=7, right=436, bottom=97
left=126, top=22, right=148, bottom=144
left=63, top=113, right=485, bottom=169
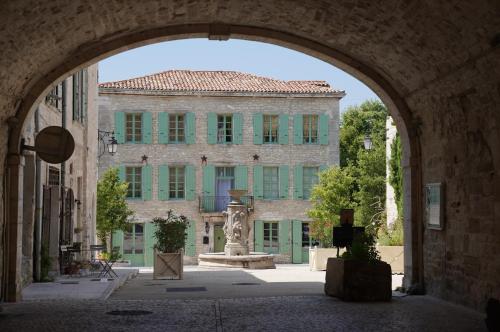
left=152, top=211, right=189, bottom=253
left=96, top=168, right=133, bottom=245
left=307, top=100, right=389, bottom=246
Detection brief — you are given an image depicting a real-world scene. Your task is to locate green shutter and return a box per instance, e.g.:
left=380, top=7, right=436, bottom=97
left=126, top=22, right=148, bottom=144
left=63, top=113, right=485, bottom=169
left=115, top=112, right=125, bottom=144
left=142, top=112, right=152, bottom=144
left=254, top=220, right=264, bottom=252
left=186, top=112, right=196, bottom=144
left=118, top=166, right=126, bottom=182
left=82, top=70, right=88, bottom=122
left=158, top=165, right=169, bottom=201
left=253, top=165, right=263, bottom=200
left=319, top=114, right=329, bottom=145
left=112, top=230, right=124, bottom=255
left=158, top=112, right=169, bottom=144
left=294, top=165, right=304, bottom=199
left=293, top=114, right=303, bottom=144
left=253, top=113, right=263, bottom=144
left=144, top=222, right=155, bottom=266
left=185, top=220, right=196, bottom=257
left=207, top=113, right=217, bottom=144
left=279, top=165, right=289, bottom=199
left=292, top=220, right=302, bottom=263
left=185, top=165, right=196, bottom=201
left=202, top=165, right=215, bottom=211
left=233, top=113, right=243, bottom=144
left=234, top=165, right=248, bottom=190
left=142, top=165, right=152, bottom=200
left=279, top=220, right=291, bottom=255
left=278, top=114, right=289, bottom=144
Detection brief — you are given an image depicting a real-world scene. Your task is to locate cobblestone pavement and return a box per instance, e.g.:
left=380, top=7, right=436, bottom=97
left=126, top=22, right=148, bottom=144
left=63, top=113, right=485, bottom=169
left=0, top=295, right=486, bottom=331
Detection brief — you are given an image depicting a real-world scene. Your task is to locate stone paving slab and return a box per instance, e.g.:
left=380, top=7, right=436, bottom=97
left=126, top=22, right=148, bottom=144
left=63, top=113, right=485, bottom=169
left=21, top=269, right=138, bottom=301
left=0, top=295, right=487, bottom=332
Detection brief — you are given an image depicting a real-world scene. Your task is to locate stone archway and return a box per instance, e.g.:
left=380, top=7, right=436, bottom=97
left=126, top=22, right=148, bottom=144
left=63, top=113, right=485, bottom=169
left=1, top=1, right=498, bottom=310
left=3, top=23, right=421, bottom=302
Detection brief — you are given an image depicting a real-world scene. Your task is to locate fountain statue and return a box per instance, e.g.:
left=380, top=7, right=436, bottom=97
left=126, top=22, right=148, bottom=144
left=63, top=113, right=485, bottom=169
left=198, top=189, right=275, bottom=269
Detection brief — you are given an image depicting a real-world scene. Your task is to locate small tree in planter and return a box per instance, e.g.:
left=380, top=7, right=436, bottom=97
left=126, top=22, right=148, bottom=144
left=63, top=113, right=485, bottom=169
left=324, top=233, right=392, bottom=301
left=152, top=211, right=189, bottom=280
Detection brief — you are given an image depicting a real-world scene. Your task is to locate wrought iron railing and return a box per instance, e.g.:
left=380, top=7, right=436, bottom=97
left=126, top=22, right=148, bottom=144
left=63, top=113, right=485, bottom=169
left=198, top=195, right=254, bottom=213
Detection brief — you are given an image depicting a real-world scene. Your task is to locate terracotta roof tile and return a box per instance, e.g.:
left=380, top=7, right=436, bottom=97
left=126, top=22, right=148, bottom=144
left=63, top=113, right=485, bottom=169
left=99, top=70, right=342, bottom=95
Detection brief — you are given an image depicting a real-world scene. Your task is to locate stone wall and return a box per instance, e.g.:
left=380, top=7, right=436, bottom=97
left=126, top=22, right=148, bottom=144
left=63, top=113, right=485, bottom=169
left=98, top=91, right=341, bottom=263
left=18, top=64, right=98, bottom=285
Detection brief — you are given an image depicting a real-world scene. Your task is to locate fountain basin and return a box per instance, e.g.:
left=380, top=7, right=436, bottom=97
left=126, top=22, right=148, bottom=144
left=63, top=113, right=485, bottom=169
left=198, top=252, right=275, bottom=269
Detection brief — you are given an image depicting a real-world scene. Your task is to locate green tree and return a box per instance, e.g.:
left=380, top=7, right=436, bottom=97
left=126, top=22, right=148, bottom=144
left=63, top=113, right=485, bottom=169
left=389, top=133, right=403, bottom=215
left=307, top=166, right=356, bottom=247
left=308, top=100, right=388, bottom=244
left=96, top=168, right=133, bottom=250
left=340, top=100, right=387, bottom=168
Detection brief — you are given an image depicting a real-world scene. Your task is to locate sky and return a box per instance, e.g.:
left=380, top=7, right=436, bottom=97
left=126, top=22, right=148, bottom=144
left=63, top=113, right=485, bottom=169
left=98, top=39, right=380, bottom=113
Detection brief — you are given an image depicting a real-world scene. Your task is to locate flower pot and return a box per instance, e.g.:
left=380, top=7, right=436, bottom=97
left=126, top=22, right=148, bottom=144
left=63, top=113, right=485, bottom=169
left=324, top=257, right=391, bottom=301
left=153, top=250, right=184, bottom=280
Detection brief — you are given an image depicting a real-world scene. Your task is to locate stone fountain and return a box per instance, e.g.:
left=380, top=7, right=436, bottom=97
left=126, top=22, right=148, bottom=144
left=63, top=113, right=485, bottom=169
left=198, top=189, right=275, bottom=269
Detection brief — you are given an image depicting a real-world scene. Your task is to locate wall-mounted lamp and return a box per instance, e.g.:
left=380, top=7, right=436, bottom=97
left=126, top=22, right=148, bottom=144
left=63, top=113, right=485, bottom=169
left=141, top=155, right=148, bottom=164
left=205, top=222, right=210, bottom=234
left=98, top=129, right=118, bottom=158
left=253, top=154, right=259, bottom=161
left=201, top=155, right=208, bottom=166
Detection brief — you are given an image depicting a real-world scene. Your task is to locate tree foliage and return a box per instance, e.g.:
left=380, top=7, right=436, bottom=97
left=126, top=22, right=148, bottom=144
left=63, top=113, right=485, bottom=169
left=389, top=133, right=403, bottom=215
left=308, top=100, right=388, bottom=245
left=96, top=168, right=133, bottom=247
left=307, top=167, right=356, bottom=247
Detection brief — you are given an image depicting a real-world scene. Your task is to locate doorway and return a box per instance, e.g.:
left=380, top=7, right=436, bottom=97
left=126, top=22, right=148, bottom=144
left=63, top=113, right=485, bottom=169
left=214, top=225, right=226, bottom=253
left=215, top=167, right=234, bottom=211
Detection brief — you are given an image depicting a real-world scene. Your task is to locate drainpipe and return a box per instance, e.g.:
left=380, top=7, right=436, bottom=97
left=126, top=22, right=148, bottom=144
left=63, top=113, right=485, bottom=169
left=33, top=107, right=42, bottom=281
left=61, top=80, right=66, bottom=190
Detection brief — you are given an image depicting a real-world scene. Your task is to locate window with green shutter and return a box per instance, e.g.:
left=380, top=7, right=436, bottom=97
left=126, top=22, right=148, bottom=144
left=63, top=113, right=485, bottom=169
left=278, top=114, right=289, bottom=144
left=217, top=114, right=233, bottom=143
left=126, top=167, right=142, bottom=199
left=184, top=221, right=196, bottom=257
left=185, top=165, right=196, bottom=200
left=72, top=69, right=87, bottom=123
left=263, top=167, right=279, bottom=199
left=142, top=165, right=152, bottom=200
left=303, top=114, right=319, bottom=144
left=263, top=222, right=279, bottom=254
left=169, top=166, right=185, bottom=199
left=263, top=115, right=279, bottom=144
left=168, top=114, right=185, bottom=143
left=123, top=223, right=144, bottom=254
left=185, top=113, right=196, bottom=144
left=126, top=113, right=143, bottom=143
left=303, top=166, right=319, bottom=199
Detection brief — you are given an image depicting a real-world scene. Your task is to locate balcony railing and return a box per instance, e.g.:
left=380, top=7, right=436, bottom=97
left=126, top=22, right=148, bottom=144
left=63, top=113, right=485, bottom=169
left=198, top=195, right=254, bottom=213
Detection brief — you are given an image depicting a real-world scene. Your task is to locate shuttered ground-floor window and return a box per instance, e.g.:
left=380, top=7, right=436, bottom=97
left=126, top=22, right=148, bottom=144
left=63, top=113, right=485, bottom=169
left=263, top=222, right=279, bottom=254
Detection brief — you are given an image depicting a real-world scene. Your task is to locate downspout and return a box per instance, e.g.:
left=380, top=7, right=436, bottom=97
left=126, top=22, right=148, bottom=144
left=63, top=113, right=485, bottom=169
left=34, top=107, right=42, bottom=281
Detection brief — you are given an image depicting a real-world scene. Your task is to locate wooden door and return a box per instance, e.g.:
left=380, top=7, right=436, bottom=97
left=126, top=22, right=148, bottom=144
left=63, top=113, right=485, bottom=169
left=214, top=225, right=225, bottom=252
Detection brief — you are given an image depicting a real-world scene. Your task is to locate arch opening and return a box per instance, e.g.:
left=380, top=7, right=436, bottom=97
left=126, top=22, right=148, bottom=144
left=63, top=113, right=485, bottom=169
left=4, top=24, right=422, bottom=302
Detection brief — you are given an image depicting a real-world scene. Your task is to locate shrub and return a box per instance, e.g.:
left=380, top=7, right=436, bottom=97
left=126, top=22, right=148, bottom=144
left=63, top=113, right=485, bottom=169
left=341, top=233, right=381, bottom=262
left=153, top=210, right=190, bottom=253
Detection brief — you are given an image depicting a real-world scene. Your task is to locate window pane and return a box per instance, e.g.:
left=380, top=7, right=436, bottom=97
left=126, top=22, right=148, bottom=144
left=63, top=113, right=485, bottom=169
left=123, top=232, right=133, bottom=254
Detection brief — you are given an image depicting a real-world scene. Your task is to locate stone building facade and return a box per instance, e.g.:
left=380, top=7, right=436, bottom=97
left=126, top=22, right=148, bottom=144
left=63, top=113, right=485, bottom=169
left=98, top=70, right=343, bottom=266
left=20, top=65, right=98, bottom=284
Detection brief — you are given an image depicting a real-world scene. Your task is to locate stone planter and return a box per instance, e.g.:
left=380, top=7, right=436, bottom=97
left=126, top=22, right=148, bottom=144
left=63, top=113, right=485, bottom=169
left=153, top=250, right=183, bottom=280
left=309, top=247, right=345, bottom=271
left=324, top=257, right=391, bottom=301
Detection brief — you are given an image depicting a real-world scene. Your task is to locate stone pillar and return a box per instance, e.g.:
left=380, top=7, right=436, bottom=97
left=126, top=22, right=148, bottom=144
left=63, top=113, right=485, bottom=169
left=223, top=201, right=249, bottom=256
left=5, top=153, right=25, bottom=302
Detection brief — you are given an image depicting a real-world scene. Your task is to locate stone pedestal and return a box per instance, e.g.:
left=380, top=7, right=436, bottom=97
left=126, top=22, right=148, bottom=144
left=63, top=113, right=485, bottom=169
left=224, top=242, right=248, bottom=256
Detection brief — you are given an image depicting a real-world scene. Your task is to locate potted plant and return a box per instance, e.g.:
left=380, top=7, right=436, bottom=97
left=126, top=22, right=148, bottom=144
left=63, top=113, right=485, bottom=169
left=152, top=210, right=189, bottom=280
left=324, top=232, right=392, bottom=301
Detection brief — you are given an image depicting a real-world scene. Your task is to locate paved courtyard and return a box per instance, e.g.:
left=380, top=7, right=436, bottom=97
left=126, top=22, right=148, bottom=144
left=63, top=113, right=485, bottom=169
left=111, top=264, right=403, bottom=300
left=0, top=265, right=487, bottom=331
